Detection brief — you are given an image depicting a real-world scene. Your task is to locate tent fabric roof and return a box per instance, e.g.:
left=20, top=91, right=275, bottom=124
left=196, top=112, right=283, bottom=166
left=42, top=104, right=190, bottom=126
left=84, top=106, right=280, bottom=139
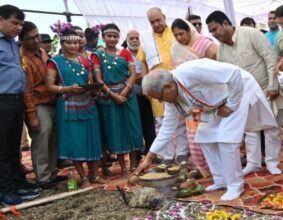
left=73, top=0, right=283, bottom=39
left=73, top=0, right=189, bottom=39
left=198, top=0, right=282, bottom=17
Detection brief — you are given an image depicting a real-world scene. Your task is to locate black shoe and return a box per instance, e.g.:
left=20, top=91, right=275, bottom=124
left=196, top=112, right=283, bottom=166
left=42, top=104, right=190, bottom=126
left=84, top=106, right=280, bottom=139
left=1, top=194, right=23, bottom=206
left=107, top=155, right=118, bottom=163
left=176, top=155, right=188, bottom=164
left=241, top=157, right=247, bottom=167
left=18, top=180, right=37, bottom=189
left=38, top=181, right=58, bottom=191
left=99, top=161, right=112, bottom=168
left=162, top=159, right=174, bottom=165
left=16, top=188, right=40, bottom=200
left=16, top=181, right=40, bottom=200
left=57, top=160, right=73, bottom=168
left=52, top=175, right=68, bottom=183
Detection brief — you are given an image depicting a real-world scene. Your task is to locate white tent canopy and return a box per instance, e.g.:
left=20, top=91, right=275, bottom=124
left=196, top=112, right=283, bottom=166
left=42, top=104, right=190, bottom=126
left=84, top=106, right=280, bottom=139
left=73, top=0, right=283, bottom=39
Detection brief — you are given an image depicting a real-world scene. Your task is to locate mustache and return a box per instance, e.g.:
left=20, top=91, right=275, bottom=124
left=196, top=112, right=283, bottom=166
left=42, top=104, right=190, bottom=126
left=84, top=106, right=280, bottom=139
left=128, top=44, right=139, bottom=50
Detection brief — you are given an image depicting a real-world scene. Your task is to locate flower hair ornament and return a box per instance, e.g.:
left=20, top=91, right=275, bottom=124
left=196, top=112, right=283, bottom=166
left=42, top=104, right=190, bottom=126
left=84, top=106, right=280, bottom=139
left=91, top=24, right=105, bottom=34
left=50, top=21, right=80, bottom=40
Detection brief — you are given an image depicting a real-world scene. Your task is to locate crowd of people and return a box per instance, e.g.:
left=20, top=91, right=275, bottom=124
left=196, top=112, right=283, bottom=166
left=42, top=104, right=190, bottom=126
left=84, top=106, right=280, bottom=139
left=1, top=3, right=283, bottom=206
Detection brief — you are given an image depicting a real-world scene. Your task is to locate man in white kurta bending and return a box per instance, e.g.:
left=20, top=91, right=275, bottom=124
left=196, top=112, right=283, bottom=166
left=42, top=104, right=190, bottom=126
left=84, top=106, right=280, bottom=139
left=135, top=58, right=281, bottom=201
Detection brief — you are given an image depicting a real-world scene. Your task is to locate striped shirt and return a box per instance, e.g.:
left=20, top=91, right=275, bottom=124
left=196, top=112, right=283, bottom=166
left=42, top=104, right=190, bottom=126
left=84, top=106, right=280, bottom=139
left=21, top=48, right=55, bottom=121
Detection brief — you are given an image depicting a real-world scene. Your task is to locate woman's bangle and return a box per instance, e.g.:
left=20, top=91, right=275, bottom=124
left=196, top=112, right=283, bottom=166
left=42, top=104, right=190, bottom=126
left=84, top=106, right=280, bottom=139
left=106, top=88, right=111, bottom=95
left=58, top=86, right=63, bottom=93
left=125, top=82, right=132, bottom=89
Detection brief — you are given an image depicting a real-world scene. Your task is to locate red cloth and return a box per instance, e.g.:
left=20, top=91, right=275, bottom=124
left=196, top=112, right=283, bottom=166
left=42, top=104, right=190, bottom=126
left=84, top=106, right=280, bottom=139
left=91, top=49, right=134, bottom=65
left=186, top=119, right=209, bottom=172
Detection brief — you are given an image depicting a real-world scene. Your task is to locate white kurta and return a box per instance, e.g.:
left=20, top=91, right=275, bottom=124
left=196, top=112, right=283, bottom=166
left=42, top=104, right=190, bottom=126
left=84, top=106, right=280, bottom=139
left=150, top=59, right=277, bottom=154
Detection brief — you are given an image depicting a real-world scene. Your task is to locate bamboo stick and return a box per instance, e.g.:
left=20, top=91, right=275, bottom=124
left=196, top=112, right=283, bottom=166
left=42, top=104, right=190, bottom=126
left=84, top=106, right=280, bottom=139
left=0, top=186, right=94, bottom=214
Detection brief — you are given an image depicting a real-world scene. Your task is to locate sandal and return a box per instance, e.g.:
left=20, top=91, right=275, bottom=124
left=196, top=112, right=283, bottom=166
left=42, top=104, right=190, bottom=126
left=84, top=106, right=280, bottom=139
left=80, top=177, right=91, bottom=188
left=102, top=168, right=116, bottom=177
left=89, top=176, right=106, bottom=184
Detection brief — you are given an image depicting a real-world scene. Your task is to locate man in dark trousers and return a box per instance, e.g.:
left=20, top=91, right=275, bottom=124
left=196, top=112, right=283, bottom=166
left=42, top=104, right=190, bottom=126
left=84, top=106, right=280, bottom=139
left=0, top=5, right=39, bottom=206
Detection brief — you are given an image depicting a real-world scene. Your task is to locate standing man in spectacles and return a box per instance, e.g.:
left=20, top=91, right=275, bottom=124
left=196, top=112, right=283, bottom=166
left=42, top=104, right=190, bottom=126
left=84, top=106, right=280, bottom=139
left=187, top=15, right=202, bottom=34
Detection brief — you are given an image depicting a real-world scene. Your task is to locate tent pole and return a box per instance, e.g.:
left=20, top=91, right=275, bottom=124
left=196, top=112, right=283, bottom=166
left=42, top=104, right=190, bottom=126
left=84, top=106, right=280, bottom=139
left=224, top=0, right=236, bottom=26
left=63, top=0, right=72, bottom=22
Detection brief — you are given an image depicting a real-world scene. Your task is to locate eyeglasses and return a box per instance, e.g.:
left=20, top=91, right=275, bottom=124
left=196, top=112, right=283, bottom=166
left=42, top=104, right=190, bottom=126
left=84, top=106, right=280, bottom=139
left=192, top=22, right=202, bottom=27
left=158, top=87, right=165, bottom=102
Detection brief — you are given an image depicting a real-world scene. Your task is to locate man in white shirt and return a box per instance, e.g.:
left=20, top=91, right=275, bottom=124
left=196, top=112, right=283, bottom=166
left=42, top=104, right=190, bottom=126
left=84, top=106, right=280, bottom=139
left=206, top=10, right=282, bottom=176
left=135, top=59, right=279, bottom=201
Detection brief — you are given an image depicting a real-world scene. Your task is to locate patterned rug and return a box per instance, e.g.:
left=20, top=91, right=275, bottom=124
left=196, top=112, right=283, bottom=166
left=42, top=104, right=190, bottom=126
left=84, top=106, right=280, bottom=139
left=181, top=163, right=283, bottom=216
left=22, top=150, right=283, bottom=215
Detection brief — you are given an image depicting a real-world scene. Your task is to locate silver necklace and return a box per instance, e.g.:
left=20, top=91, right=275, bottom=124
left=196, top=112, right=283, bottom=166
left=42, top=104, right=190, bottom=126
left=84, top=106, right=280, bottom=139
left=64, top=55, right=86, bottom=76
left=102, top=50, right=119, bottom=69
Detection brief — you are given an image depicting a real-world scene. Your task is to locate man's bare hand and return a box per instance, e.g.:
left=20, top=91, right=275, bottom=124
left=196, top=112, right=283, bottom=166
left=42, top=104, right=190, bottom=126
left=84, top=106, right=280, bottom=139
left=134, top=152, right=156, bottom=175
left=29, top=118, right=40, bottom=131
left=275, top=57, right=283, bottom=74
left=217, top=105, right=233, bottom=117
left=267, top=90, right=279, bottom=100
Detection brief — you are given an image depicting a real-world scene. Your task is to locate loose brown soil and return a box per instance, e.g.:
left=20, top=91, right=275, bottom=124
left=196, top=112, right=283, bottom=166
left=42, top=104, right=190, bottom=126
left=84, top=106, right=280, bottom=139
left=3, top=189, right=153, bottom=220
left=15, top=148, right=283, bottom=220
left=1, top=187, right=279, bottom=220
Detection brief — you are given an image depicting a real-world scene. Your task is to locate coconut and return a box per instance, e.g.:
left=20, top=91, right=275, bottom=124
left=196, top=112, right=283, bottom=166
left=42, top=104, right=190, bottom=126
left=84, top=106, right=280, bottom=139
left=153, top=164, right=169, bottom=172
left=180, top=179, right=197, bottom=190
left=167, top=165, right=181, bottom=175
left=128, top=174, right=140, bottom=185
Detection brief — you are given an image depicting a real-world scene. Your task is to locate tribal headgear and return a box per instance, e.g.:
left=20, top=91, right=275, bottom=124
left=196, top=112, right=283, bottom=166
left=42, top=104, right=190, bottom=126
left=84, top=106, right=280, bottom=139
left=91, top=24, right=105, bottom=34
left=60, top=35, right=80, bottom=41
left=50, top=21, right=80, bottom=40
left=72, top=27, right=84, bottom=35
left=102, top=28, right=120, bottom=35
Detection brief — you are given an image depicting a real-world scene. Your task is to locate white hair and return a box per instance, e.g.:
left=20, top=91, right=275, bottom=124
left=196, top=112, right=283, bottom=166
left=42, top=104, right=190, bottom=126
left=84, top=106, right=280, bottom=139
left=127, top=29, right=139, bottom=51
left=142, top=69, right=173, bottom=95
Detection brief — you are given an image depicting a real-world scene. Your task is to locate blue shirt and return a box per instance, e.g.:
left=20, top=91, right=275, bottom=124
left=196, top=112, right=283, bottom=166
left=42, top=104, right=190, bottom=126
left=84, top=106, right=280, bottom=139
left=265, top=29, right=280, bottom=48
left=0, top=32, right=26, bottom=94
left=85, top=44, right=96, bottom=52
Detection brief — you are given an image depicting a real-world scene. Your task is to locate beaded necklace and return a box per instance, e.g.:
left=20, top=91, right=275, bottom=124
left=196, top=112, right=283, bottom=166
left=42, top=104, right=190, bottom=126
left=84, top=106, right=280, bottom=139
left=63, top=55, right=86, bottom=76
left=101, top=49, right=119, bottom=69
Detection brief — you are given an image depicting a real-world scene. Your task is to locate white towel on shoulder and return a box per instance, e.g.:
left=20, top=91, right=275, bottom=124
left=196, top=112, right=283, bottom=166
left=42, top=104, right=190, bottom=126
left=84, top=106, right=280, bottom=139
left=140, top=30, right=162, bottom=70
